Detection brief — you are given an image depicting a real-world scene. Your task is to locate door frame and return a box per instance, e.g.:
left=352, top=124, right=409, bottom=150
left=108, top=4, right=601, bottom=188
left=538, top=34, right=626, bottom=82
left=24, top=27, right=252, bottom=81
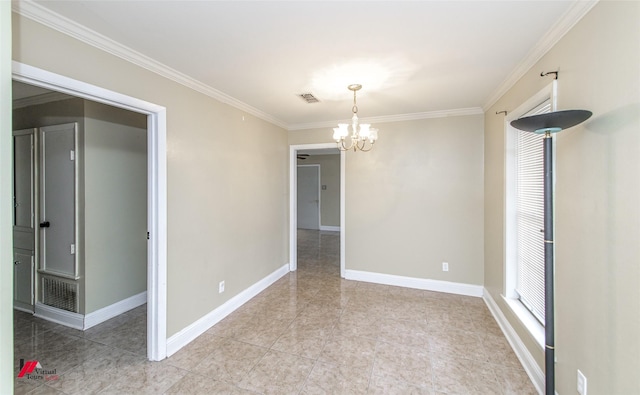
left=12, top=61, right=168, bottom=361
left=296, top=164, right=321, bottom=231
left=289, top=144, right=345, bottom=277
left=12, top=128, right=37, bottom=311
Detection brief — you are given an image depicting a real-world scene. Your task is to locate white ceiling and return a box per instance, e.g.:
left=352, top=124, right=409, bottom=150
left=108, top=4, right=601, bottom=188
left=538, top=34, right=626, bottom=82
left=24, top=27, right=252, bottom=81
left=19, top=1, right=587, bottom=130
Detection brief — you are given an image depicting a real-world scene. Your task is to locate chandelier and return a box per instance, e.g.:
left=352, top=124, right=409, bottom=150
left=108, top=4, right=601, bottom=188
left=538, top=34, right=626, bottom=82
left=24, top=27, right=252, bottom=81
left=332, top=84, right=379, bottom=152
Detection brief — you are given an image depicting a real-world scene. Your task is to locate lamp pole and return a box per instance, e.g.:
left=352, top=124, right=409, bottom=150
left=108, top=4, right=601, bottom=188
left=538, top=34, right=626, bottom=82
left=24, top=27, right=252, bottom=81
left=510, top=109, right=592, bottom=395
left=543, top=131, right=555, bottom=395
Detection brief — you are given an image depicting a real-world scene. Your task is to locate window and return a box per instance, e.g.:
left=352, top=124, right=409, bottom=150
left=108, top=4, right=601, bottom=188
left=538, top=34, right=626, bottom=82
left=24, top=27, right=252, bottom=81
left=514, top=99, right=551, bottom=323
left=505, top=82, right=556, bottom=335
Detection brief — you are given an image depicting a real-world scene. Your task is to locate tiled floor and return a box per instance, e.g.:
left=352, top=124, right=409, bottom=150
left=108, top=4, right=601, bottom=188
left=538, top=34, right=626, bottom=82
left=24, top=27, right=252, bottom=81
left=14, top=229, right=536, bottom=394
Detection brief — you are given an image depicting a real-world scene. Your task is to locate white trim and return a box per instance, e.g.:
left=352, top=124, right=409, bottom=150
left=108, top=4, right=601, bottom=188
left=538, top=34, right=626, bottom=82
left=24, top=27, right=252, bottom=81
left=288, top=107, right=484, bottom=131
left=502, top=295, right=545, bottom=350
left=13, top=305, right=33, bottom=314
left=319, top=226, right=340, bottom=232
left=12, top=62, right=168, bottom=361
left=83, top=291, right=147, bottom=330
left=483, top=290, right=544, bottom=395
left=166, top=263, right=289, bottom=357
left=290, top=144, right=346, bottom=278
left=34, top=301, right=84, bottom=329
left=344, top=269, right=483, bottom=298
left=482, top=0, right=598, bottom=111
left=1, top=3, right=13, bottom=393
left=12, top=0, right=287, bottom=130
left=339, top=151, right=345, bottom=279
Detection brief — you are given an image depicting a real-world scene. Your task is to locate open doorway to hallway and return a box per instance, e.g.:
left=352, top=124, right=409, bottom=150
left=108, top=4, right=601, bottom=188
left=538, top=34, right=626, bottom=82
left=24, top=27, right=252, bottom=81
left=290, top=145, right=344, bottom=277
left=11, top=62, right=167, bottom=362
left=11, top=80, right=149, bottom=359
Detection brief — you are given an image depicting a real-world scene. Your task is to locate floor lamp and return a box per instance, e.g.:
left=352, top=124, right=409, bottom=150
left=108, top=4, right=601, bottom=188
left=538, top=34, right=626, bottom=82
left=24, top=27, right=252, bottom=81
left=510, top=109, right=592, bottom=394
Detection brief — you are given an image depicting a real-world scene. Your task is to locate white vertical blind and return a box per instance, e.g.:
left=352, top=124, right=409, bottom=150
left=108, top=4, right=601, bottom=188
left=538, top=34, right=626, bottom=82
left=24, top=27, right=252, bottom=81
left=515, top=99, right=551, bottom=324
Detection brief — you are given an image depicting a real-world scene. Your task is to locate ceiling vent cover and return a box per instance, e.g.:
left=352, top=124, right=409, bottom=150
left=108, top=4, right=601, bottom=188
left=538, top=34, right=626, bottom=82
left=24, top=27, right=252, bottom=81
left=298, top=93, right=320, bottom=103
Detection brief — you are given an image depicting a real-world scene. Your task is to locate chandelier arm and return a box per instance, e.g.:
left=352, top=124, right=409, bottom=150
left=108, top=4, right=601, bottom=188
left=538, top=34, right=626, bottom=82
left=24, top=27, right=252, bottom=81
left=358, top=141, right=375, bottom=152
left=338, top=137, right=355, bottom=152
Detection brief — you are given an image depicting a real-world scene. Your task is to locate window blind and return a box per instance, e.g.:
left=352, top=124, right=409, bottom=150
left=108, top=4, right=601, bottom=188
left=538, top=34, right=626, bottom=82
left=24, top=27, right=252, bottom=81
left=514, top=99, right=551, bottom=324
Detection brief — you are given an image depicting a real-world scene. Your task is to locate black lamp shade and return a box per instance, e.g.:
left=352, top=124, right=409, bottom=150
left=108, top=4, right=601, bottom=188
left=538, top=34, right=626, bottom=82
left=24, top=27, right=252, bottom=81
left=511, top=109, right=592, bottom=134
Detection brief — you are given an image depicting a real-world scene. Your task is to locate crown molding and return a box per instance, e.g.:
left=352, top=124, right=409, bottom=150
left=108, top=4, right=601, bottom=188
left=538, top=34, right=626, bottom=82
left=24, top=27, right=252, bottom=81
left=482, top=0, right=599, bottom=111
left=12, top=0, right=288, bottom=129
left=13, top=91, right=74, bottom=109
left=288, top=107, right=484, bottom=131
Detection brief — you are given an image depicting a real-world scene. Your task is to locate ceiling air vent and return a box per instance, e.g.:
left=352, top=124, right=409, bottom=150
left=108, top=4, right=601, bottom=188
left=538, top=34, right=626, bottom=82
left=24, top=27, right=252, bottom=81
left=298, top=93, right=320, bottom=104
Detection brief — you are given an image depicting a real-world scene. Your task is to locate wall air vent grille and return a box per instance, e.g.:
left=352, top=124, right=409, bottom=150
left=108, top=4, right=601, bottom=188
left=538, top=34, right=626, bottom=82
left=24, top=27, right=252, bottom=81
left=298, top=93, right=320, bottom=103
left=42, top=276, right=78, bottom=313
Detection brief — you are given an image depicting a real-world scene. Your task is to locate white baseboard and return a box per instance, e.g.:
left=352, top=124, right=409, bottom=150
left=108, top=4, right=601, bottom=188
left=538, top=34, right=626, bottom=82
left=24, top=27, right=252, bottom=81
left=166, top=263, right=290, bottom=357
left=344, top=269, right=483, bottom=297
left=34, top=302, right=84, bottom=330
left=13, top=302, right=33, bottom=314
left=483, top=289, right=544, bottom=394
left=319, top=225, right=340, bottom=232
left=84, top=291, right=147, bottom=330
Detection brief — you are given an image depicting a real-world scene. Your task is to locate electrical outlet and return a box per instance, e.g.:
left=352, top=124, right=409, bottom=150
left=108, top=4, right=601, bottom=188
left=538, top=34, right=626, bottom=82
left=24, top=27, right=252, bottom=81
left=442, top=262, right=449, bottom=272
left=219, top=280, right=225, bottom=294
left=577, top=369, right=587, bottom=395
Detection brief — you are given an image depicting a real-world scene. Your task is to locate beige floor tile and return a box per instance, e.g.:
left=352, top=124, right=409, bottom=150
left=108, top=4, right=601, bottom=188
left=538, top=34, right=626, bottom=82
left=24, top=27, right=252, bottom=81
left=481, top=333, right=524, bottom=369
left=319, top=335, right=377, bottom=370
left=13, top=378, right=43, bottom=395
left=164, top=332, right=227, bottom=368
left=271, top=327, right=328, bottom=359
left=427, top=328, right=488, bottom=363
left=372, top=340, right=433, bottom=388
left=192, top=339, right=267, bottom=384
left=44, top=362, right=117, bottom=395
left=164, top=372, right=255, bottom=394
left=301, top=361, right=370, bottom=395
left=14, top=229, right=535, bottom=395
left=432, top=355, right=500, bottom=395
left=367, top=374, right=434, bottom=395
left=99, top=361, right=187, bottom=395
left=378, top=318, right=430, bottom=348
left=26, top=385, right=67, bottom=394
left=493, top=365, right=538, bottom=395
left=288, top=316, right=337, bottom=340
left=238, top=350, right=315, bottom=394
left=332, top=315, right=381, bottom=340
left=205, top=312, right=256, bottom=338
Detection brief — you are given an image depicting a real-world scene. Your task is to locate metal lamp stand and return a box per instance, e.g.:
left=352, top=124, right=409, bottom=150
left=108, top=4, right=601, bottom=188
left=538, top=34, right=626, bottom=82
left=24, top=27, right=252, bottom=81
left=510, top=109, right=592, bottom=394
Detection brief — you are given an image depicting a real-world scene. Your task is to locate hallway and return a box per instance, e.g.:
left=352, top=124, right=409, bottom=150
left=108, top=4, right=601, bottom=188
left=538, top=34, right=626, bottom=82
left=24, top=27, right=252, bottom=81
left=15, top=229, right=534, bottom=394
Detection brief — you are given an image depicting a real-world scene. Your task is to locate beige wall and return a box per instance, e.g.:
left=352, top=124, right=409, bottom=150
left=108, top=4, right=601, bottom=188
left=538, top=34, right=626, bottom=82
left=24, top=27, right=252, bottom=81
left=1, top=1, right=14, bottom=391
left=290, top=115, right=484, bottom=285
left=12, top=13, right=289, bottom=337
left=297, top=154, right=340, bottom=227
left=83, top=101, right=147, bottom=313
left=484, top=1, right=640, bottom=393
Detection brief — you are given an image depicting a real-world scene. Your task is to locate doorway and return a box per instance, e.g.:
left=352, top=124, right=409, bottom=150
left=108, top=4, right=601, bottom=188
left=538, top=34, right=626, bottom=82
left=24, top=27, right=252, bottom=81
left=12, top=62, right=167, bottom=361
left=289, top=144, right=345, bottom=277
left=297, top=165, right=320, bottom=230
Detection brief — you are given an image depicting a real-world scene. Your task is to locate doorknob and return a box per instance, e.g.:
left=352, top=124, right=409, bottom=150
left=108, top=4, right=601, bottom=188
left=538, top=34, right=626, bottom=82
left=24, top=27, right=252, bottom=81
left=39, top=221, right=50, bottom=228
left=14, top=260, right=20, bottom=265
